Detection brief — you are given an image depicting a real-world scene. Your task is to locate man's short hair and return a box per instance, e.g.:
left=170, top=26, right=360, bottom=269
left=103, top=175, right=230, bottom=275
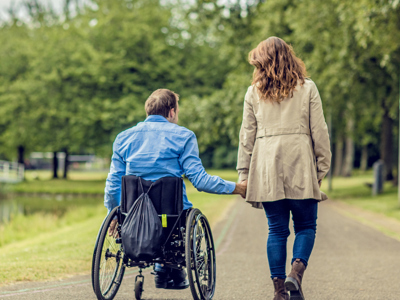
left=145, top=89, right=179, bottom=118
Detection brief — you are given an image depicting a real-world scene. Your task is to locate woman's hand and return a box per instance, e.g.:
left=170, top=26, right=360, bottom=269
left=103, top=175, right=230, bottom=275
left=233, top=180, right=248, bottom=199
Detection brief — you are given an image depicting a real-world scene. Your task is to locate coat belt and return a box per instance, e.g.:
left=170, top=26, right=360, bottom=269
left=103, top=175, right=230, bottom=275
left=256, top=127, right=311, bottom=138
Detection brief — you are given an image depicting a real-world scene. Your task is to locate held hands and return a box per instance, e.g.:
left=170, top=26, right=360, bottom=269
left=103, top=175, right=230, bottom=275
left=233, top=180, right=248, bottom=199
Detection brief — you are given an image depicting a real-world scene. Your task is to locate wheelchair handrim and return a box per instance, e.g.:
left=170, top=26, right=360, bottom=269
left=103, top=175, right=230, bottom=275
left=93, top=207, right=126, bottom=300
left=192, top=213, right=216, bottom=299
left=100, top=250, right=121, bottom=296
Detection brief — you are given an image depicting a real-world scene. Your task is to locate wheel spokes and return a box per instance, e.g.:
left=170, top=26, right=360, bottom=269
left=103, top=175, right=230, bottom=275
left=98, top=221, right=122, bottom=297
left=186, top=210, right=216, bottom=300
left=191, top=215, right=215, bottom=299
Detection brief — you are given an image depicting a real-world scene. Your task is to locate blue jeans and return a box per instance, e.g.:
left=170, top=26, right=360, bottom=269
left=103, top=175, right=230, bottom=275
left=262, top=199, right=318, bottom=279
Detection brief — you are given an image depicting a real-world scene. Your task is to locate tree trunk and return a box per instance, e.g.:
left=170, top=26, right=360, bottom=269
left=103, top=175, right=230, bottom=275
left=342, top=118, right=355, bottom=177
left=17, top=145, right=25, bottom=165
left=53, top=151, right=58, bottom=179
left=360, top=145, right=368, bottom=172
left=334, top=137, right=344, bottom=176
left=380, top=108, right=394, bottom=180
left=63, top=148, right=69, bottom=179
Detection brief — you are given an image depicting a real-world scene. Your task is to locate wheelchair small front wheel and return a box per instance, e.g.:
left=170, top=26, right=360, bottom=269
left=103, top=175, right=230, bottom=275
left=92, top=207, right=126, bottom=300
left=134, top=280, right=143, bottom=300
left=185, top=208, right=216, bottom=300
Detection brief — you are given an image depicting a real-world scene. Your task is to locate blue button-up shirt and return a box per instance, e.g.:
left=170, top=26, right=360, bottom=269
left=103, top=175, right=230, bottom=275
left=104, top=115, right=236, bottom=213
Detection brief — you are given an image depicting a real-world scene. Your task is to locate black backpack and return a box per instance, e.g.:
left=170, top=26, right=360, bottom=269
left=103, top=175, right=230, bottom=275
left=121, top=179, right=164, bottom=261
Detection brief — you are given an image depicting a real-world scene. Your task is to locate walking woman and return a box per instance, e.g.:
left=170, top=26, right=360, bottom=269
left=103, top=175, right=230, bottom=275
left=237, top=37, right=331, bottom=300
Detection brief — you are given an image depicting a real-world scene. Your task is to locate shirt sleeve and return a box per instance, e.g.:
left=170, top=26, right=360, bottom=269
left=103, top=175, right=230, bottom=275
left=104, top=136, right=126, bottom=214
left=179, top=133, right=236, bottom=194
left=236, top=87, right=257, bottom=182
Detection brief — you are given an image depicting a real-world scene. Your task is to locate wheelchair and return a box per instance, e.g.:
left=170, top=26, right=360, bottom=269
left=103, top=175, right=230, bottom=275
left=91, top=176, right=216, bottom=300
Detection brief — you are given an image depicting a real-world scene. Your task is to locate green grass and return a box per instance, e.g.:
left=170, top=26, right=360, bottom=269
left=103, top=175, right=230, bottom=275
left=10, top=179, right=106, bottom=194
left=8, top=170, right=107, bottom=194
left=0, top=169, right=238, bottom=286
left=10, top=169, right=239, bottom=194
left=0, top=197, right=102, bottom=247
left=0, top=208, right=105, bottom=284
left=24, top=170, right=109, bottom=181
left=321, top=172, right=400, bottom=221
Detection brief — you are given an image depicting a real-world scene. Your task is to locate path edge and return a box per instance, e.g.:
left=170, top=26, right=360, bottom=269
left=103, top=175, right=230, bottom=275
left=326, top=199, right=400, bottom=242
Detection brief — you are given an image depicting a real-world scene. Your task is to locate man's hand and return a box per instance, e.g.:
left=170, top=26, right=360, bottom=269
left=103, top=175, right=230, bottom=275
left=318, top=179, right=322, bottom=188
left=109, top=219, right=119, bottom=238
left=233, top=180, right=247, bottom=199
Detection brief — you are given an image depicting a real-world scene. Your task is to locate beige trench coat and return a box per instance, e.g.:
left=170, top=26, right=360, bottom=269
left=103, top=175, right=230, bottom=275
left=237, top=79, right=331, bottom=209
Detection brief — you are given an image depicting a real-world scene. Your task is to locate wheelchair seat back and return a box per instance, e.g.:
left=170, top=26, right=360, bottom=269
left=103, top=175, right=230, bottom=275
left=121, top=176, right=185, bottom=253
left=121, top=175, right=183, bottom=216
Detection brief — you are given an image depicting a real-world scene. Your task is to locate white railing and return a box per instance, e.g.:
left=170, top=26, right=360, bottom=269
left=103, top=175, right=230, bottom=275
left=0, top=160, right=24, bottom=183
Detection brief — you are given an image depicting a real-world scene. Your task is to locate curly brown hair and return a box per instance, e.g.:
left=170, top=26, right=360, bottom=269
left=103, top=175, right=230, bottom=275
left=249, top=37, right=308, bottom=102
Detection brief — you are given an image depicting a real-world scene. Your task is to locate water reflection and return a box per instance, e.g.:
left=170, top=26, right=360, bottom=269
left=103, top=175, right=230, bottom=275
left=0, top=200, right=24, bottom=224
left=0, top=195, right=102, bottom=225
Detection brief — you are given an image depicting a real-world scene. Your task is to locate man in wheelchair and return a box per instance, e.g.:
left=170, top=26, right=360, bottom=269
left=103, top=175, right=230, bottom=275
left=104, top=89, right=247, bottom=290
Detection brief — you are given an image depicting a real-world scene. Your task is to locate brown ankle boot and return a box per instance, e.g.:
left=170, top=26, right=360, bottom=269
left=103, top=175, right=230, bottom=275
left=285, top=259, right=306, bottom=300
left=272, top=277, right=289, bottom=300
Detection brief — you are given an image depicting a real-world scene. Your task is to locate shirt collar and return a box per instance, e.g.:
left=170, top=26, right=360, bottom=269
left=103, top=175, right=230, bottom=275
left=145, top=115, right=169, bottom=123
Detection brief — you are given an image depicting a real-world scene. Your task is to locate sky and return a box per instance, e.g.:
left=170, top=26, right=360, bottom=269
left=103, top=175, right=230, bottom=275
left=0, top=0, right=244, bottom=21
left=0, top=0, right=67, bottom=21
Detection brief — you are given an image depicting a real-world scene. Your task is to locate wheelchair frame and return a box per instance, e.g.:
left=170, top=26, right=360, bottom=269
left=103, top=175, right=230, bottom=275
left=91, top=205, right=216, bottom=300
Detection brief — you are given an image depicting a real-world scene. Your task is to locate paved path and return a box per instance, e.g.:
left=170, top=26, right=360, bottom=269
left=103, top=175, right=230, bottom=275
left=1, top=199, right=400, bottom=299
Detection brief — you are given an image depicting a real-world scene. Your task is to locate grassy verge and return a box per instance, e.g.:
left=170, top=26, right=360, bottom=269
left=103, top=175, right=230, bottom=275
left=0, top=206, right=105, bottom=285
left=9, top=180, right=106, bottom=194
left=9, top=169, right=238, bottom=194
left=321, top=171, right=400, bottom=221
left=8, top=170, right=107, bottom=194
left=0, top=170, right=238, bottom=286
left=0, top=197, right=102, bottom=247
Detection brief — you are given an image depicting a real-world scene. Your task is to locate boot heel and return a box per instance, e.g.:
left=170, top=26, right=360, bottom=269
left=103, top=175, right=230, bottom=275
left=286, top=259, right=306, bottom=300
left=284, top=277, right=299, bottom=291
left=155, top=281, right=167, bottom=289
left=288, top=290, right=304, bottom=300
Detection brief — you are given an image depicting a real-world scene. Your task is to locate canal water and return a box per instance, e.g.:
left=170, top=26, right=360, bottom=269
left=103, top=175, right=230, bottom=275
left=0, top=195, right=103, bottom=225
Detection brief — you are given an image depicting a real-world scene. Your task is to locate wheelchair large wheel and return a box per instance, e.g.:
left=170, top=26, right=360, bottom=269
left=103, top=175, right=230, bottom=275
left=93, top=207, right=126, bottom=300
left=185, top=208, right=216, bottom=300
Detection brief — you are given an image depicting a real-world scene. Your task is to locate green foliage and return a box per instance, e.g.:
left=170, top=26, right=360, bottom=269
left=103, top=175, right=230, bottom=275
left=0, top=0, right=399, bottom=169
left=188, top=0, right=400, bottom=168
left=0, top=0, right=235, bottom=161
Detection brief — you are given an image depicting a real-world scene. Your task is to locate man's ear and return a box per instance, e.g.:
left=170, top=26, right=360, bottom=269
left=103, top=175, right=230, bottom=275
left=169, top=108, right=175, bottom=119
